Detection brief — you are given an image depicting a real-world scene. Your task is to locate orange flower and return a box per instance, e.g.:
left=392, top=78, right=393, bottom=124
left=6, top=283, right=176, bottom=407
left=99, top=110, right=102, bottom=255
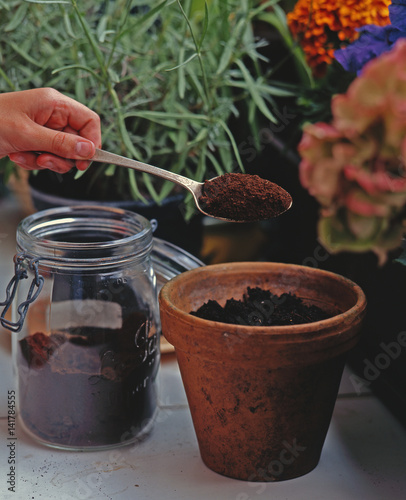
left=287, top=0, right=391, bottom=77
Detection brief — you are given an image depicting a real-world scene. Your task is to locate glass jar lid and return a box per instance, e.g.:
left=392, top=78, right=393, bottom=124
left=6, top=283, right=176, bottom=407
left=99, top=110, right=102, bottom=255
left=151, top=237, right=204, bottom=290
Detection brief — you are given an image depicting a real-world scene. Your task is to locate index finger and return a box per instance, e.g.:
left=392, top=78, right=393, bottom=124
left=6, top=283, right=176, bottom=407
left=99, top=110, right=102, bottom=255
left=45, top=95, right=102, bottom=149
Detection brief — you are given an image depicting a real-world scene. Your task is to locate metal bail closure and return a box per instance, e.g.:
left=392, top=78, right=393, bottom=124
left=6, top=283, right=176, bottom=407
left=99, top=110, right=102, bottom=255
left=0, top=253, right=44, bottom=333
left=150, top=218, right=158, bottom=233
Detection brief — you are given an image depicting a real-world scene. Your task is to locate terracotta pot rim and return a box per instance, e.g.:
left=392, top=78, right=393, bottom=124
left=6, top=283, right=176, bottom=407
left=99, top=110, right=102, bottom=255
left=159, top=261, right=367, bottom=337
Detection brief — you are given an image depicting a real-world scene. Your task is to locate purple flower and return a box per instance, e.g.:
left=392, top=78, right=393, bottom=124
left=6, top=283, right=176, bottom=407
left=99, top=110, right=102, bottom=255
left=334, top=1, right=406, bottom=74
left=390, top=1, right=406, bottom=32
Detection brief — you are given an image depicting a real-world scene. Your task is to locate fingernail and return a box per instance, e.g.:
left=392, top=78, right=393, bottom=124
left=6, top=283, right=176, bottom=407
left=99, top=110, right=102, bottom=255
left=75, top=141, right=94, bottom=158
left=40, top=160, right=56, bottom=170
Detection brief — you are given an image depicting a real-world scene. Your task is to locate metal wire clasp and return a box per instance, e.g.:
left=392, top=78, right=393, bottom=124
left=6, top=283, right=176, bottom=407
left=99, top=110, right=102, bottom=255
left=0, top=253, right=44, bottom=333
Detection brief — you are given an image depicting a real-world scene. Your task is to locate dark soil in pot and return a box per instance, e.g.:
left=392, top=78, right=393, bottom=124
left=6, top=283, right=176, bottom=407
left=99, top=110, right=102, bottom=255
left=190, top=286, right=331, bottom=326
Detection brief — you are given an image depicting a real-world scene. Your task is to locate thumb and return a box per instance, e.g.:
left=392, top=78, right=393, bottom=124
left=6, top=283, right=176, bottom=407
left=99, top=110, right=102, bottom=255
left=31, top=125, right=96, bottom=160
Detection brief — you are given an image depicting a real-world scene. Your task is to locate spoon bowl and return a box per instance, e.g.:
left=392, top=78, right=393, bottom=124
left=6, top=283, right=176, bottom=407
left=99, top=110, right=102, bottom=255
left=92, top=149, right=292, bottom=222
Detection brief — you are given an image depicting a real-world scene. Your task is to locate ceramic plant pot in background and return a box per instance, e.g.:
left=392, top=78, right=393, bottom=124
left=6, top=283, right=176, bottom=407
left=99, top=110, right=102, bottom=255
left=159, top=262, right=367, bottom=481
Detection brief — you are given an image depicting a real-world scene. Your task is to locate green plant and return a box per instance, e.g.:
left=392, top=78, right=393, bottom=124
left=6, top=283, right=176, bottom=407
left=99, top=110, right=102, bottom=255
left=0, top=0, right=294, bottom=215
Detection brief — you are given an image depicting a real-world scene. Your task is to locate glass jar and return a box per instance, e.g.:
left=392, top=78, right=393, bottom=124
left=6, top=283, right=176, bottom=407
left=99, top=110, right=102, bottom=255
left=8, top=206, right=160, bottom=451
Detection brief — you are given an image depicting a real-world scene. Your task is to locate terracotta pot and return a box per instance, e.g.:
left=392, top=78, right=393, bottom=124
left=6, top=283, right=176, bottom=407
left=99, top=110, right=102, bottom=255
left=159, top=262, right=367, bottom=481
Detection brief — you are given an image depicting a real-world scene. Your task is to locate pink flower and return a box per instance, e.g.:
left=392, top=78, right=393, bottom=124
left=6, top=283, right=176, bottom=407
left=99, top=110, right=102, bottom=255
left=299, top=39, right=406, bottom=261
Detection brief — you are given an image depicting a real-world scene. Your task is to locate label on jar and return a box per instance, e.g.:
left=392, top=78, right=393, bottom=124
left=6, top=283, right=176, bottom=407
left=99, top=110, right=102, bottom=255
left=49, top=300, right=123, bottom=330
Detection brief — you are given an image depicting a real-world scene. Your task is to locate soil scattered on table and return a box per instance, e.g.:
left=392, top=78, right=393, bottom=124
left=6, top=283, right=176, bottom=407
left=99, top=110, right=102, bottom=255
left=199, top=173, right=292, bottom=222
left=190, top=286, right=331, bottom=326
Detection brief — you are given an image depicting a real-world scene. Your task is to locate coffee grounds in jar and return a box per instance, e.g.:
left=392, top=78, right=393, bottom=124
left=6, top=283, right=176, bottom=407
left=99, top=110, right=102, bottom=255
left=190, top=286, right=331, bottom=326
left=17, top=311, right=159, bottom=448
left=199, top=173, right=292, bottom=221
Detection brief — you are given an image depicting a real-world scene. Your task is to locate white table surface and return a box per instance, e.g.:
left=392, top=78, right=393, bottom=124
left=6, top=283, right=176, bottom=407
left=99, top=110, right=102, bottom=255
left=1, top=193, right=406, bottom=500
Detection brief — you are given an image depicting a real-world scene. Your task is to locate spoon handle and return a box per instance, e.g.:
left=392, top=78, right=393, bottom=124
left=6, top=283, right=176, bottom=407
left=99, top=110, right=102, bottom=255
left=92, top=148, right=199, bottom=194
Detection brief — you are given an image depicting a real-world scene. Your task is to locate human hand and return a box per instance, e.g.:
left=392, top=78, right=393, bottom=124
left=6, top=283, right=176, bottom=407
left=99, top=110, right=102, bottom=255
left=0, top=88, right=101, bottom=173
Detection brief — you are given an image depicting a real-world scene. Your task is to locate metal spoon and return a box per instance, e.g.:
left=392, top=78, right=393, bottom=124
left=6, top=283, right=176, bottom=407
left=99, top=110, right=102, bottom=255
left=92, top=148, right=292, bottom=222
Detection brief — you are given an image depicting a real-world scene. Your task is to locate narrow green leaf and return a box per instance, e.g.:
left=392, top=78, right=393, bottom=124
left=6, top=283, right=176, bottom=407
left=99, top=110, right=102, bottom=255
left=395, top=249, right=406, bottom=267
left=195, top=148, right=206, bottom=180
left=73, top=168, right=87, bottom=180
left=169, top=128, right=188, bottom=153
left=128, top=169, right=148, bottom=203
left=235, top=59, right=277, bottom=123
left=216, top=17, right=246, bottom=75
left=52, top=64, right=103, bottom=82
left=191, top=127, right=208, bottom=145
left=6, top=41, right=42, bottom=67
left=225, top=79, right=296, bottom=97
left=217, top=118, right=245, bottom=172
left=116, top=0, right=170, bottom=40
left=70, top=1, right=108, bottom=81
left=127, top=110, right=210, bottom=122
left=5, top=2, right=28, bottom=32
left=142, top=173, right=161, bottom=203
left=165, top=52, right=198, bottom=72
left=104, top=164, right=116, bottom=176
left=197, top=1, right=209, bottom=50
left=156, top=179, right=177, bottom=201
left=0, top=66, right=15, bottom=91
left=107, top=67, right=120, bottom=84
left=185, top=66, right=206, bottom=102
left=63, top=10, right=76, bottom=38
left=96, top=15, right=108, bottom=42
left=206, top=150, right=224, bottom=177
left=257, top=9, right=314, bottom=87
left=23, top=0, right=69, bottom=3
left=75, top=74, right=85, bottom=102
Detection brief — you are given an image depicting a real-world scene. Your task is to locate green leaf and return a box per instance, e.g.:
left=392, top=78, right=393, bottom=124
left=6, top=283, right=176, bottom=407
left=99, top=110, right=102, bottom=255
left=96, top=15, right=109, bottom=42
left=52, top=64, right=103, bottom=82
left=142, top=172, right=161, bottom=203
left=216, top=17, right=246, bottom=75
left=206, top=150, right=223, bottom=177
left=185, top=65, right=206, bottom=102
left=23, top=0, right=69, bottom=3
left=128, top=169, right=148, bottom=203
left=63, top=10, right=76, bottom=38
left=7, top=41, right=42, bottom=67
left=0, top=66, right=15, bottom=91
left=235, top=59, right=277, bottom=123
left=116, top=0, right=170, bottom=40
left=73, top=168, right=87, bottom=180
left=165, top=52, right=198, bottom=72
left=256, top=9, right=314, bottom=87
left=197, top=1, right=209, bottom=50
left=75, top=74, right=85, bottom=102
left=156, top=179, right=178, bottom=201
left=250, top=0, right=279, bottom=17
left=107, top=67, right=120, bottom=84
left=217, top=118, right=245, bottom=172
left=394, top=249, right=406, bottom=267
left=191, top=127, right=208, bottom=145
left=104, top=164, right=116, bottom=176
left=5, top=2, right=28, bottom=32
left=126, top=110, right=211, bottom=124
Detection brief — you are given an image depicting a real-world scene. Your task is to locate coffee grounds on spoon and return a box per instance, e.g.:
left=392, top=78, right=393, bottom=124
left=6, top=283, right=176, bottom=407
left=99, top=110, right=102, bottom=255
left=199, top=173, right=292, bottom=222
